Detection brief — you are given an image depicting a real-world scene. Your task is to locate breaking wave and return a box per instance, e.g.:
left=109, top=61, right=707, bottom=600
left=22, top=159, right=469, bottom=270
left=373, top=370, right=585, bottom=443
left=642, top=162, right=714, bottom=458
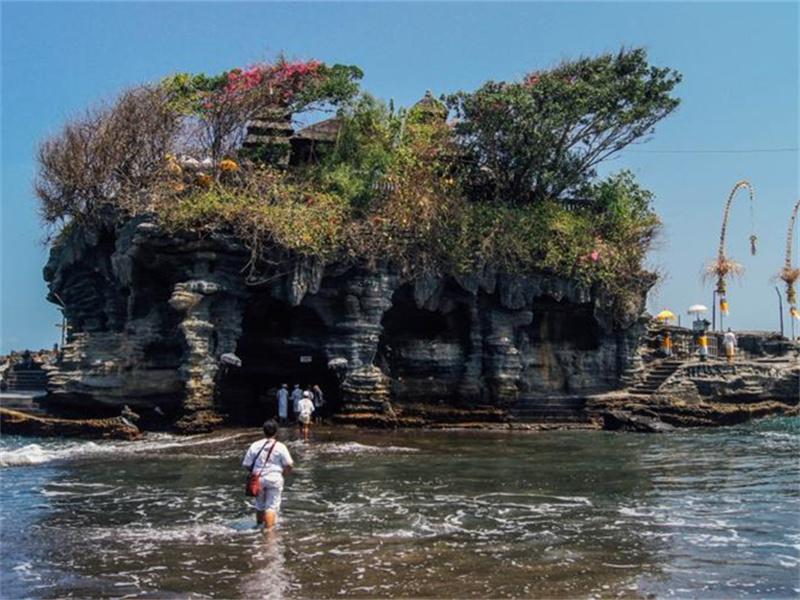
left=308, top=441, right=419, bottom=455
left=0, top=431, right=250, bottom=467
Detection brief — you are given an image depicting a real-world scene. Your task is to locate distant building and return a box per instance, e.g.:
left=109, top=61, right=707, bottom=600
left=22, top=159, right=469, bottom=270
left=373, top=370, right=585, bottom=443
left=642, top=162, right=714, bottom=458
left=290, top=118, right=342, bottom=166
left=242, top=109, right=294, bottom=167
left=243, top=91, right=447, bottom=168
left=409, top=90, right=447, bottom=123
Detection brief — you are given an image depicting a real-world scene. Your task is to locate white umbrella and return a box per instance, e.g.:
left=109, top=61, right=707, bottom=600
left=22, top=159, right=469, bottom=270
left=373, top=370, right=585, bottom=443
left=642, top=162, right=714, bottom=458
left=178, top=155, right=200, bottom=169
left=220, top=352, right=242, bottom=367
left=687, top=304, right=708, bottom=315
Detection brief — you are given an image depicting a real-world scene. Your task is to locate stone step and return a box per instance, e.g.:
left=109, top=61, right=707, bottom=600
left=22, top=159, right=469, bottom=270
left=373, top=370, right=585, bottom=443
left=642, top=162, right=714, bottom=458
left=6, top=370, right=48, bottom=377
left=512, top=408, right=587, bottom=417
left=645, top=364, right=682, bottom=371
left=510, top=397, right=589, bottom=422
left=515, top=396, right=587, bottom=406
left=647, top=368, right=678, bottom=376
left=7, top=371, right=47, bottom=380
left=0, top=393, right=48, bottom=414
left=628, top=360, right=684, bottom=395
left=510, top=410, right=590, bottom=422
left=512, top=406, right=587, bottom=414
left=647, top=371, right=675, bottom=378
left=6, top=384, right=48, bottom=391
left=5, top=370, right=48, bottom=390
left=633, top=381, right=667, bottom=388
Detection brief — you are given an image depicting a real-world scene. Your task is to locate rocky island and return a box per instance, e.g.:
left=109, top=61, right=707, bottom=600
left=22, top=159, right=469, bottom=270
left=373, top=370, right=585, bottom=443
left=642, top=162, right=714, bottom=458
left=43, top=217, right=653, bottom=432
left=26, top=50, right=797, bottom=434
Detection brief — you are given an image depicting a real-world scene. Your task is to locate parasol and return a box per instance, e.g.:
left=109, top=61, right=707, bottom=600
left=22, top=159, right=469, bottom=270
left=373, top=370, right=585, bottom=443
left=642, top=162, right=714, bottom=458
left=687, top=304, right=708, bottom=315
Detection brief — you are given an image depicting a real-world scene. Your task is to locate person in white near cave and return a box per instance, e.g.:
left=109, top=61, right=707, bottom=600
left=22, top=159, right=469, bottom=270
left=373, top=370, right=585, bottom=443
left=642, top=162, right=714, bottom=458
left=312, top=384, right=324, bottom=423
left=290, top=384, right=303, bottom=420
left=242, top=420, right=294, bottom=529
left=276, top=384, right=289, bottom=424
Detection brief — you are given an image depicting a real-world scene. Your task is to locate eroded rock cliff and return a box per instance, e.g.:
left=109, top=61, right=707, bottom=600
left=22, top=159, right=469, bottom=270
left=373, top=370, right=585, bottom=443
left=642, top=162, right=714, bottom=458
left=43, top=216, right=651, bottom=431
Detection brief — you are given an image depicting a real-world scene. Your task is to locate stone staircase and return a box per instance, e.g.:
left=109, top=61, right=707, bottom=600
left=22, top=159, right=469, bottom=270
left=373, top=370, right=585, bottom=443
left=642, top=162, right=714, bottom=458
left=628, top=359, right=683, bottom=396
left=510, top=396, right=589, bottom=422
left=3, top=368, right=48, bottom=392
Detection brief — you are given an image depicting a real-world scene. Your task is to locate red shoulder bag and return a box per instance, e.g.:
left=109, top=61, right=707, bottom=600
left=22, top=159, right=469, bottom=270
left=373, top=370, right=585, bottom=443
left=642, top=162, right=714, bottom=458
left=245, top=440, right=276, bottom=497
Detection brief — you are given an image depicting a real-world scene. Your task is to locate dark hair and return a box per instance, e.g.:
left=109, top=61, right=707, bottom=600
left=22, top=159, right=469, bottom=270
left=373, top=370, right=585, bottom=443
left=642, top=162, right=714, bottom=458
left=263, top=419, right=278, bottom=437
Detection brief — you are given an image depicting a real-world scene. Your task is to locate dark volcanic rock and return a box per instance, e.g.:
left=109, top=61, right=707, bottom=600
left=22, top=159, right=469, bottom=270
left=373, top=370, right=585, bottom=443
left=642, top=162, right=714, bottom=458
left=44, top=216, right=651, bottom=431
left=590, top=353, right=799, bottom=431
left=595, top=396, right=799, bottom=430
left=0, top=408, right=141, bottom=440
left=602, top=409, right=675, bottom=433
left=653, top=359, right=799, bottom=406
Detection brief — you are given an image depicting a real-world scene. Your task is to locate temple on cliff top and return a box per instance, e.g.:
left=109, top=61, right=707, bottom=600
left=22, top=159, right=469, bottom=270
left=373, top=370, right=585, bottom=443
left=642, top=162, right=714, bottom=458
left=32, top=60, right=798, bottom=433
left=40, top=92, right=643, bottom=430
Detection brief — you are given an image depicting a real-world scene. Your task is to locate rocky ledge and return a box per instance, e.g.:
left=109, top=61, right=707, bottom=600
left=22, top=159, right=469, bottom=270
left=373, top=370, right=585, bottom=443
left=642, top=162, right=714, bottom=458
left=0, top=408, right=141, bottom=440
left=590, top=355, right=799, bottom=432
left=39, top=216, right=797, bottom=435
left=42, top=215, right=652, bottom=432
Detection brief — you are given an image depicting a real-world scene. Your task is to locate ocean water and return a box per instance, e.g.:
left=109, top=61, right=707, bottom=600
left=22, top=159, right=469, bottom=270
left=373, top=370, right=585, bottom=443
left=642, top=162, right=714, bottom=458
left=0, top=419, right=798, bottom=599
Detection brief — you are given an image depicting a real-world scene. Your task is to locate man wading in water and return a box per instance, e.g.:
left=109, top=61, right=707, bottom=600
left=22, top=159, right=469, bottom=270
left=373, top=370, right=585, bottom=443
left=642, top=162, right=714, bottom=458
left=242, top=420, right=294, bottom=529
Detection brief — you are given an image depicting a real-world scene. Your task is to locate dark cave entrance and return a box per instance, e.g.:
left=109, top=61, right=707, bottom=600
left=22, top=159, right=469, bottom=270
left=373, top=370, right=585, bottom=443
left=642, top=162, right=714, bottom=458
left=528, top=296, right=600, bottom=350
left=377, top=284, right=472, bottom=403
left=216, top=296, right=340, bottom=425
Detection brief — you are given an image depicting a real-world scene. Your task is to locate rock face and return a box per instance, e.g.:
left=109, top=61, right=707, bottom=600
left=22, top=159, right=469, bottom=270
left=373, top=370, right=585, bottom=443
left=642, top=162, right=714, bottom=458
left=44, top=216, right=651, bottom=431
left=589, top=339, right=799, bottom=431
left=658, top=361, right=799, bottom=406
left=0, top=408, right=141, bottom=440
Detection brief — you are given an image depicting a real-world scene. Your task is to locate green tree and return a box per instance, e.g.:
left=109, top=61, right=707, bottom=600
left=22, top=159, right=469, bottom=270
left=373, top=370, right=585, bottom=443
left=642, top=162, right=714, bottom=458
left=447, top=48, right=681, bottom=204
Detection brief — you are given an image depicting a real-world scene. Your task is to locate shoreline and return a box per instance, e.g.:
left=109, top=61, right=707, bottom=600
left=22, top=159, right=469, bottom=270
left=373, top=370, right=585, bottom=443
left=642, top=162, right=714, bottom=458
left=4, top=350, right=798, bottom=439
left=2, top=393, right=798, bottom=441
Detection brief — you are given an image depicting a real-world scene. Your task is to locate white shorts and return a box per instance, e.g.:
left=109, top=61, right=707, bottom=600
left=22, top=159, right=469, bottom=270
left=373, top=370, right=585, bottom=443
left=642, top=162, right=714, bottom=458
left=254, top=473, right=284, bottom=513
left=298, top=413, right=311, bottom=424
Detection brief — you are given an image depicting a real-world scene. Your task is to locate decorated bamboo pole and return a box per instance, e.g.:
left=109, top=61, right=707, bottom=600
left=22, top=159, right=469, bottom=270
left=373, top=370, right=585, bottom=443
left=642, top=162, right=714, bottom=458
left=779, top=199, right=800, bottom=320
left=707, top=180, right=757, bottom=317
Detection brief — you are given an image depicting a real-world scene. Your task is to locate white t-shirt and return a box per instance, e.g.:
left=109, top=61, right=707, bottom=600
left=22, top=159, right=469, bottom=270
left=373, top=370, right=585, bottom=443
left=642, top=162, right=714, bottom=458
left=298, top=397, right=315, bottom=418
left=242, top=438, right=293, bottom=477
left=723, top=331, right=737, bottom=347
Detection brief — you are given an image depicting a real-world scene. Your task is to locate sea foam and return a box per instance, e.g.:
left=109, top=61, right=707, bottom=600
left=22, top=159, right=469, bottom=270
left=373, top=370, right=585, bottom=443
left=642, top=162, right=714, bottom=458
left=0, top=431, right=249, bottom=467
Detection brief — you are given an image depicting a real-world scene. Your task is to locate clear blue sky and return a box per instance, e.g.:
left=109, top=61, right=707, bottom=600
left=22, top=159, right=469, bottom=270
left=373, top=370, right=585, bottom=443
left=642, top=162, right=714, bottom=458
left=1, top=2, right=798, bottom=353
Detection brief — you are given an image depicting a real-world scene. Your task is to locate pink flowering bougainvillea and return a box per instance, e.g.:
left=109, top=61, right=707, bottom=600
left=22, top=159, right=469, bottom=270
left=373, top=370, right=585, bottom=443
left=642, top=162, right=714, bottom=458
left=161, top=57, right=361, bottom=165
left=221, top=60, right=323, bottom=104
left=224, top=67, right=265, bottom=96
left=164, top=57, right=361, bottom=119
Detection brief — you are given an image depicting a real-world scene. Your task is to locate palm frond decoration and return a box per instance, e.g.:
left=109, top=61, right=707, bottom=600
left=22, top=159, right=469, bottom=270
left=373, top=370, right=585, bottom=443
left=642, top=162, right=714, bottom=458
left=704, top=256, right=744, bottom=295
